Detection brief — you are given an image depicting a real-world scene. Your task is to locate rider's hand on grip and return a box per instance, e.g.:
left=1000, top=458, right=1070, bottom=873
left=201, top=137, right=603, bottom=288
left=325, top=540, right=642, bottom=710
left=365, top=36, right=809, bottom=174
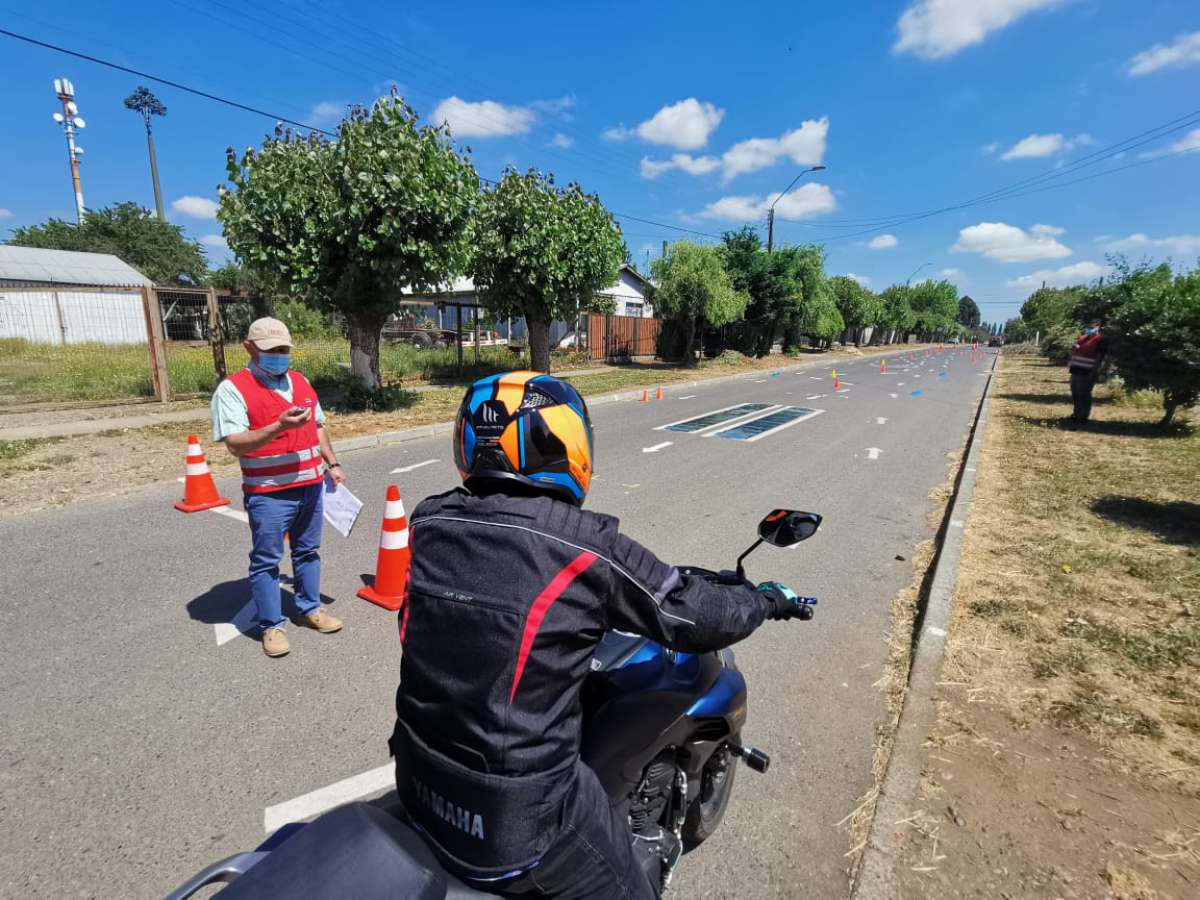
left=756, top=581, right=817, bottom=620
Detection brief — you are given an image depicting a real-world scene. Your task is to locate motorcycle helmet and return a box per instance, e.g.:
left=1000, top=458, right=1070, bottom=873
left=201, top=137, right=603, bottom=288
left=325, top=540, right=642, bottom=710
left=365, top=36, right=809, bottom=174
left=454, top=371, right=594, bottom=505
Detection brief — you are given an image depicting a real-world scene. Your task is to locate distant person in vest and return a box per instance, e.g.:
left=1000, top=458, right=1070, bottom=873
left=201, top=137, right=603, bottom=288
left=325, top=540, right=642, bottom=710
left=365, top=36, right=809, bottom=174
left=1067, top=319, right=1107, bottom=424
left=211, top=317, right=345, bottom=657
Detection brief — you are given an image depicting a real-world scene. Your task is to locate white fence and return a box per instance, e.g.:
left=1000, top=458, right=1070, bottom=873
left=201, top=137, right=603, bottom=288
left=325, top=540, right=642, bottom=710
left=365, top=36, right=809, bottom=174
left=0, top=287, right=148, bottom=345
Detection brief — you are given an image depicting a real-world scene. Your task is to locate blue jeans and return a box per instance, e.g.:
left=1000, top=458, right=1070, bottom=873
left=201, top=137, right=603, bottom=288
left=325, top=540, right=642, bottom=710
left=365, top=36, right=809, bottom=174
left=246, top=483, right=324, bottom=632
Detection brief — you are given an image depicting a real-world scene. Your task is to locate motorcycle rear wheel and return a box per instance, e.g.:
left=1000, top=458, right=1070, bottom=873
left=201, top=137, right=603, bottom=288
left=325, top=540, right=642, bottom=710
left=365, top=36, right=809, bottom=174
left=682, top=739, right=738, bottom=851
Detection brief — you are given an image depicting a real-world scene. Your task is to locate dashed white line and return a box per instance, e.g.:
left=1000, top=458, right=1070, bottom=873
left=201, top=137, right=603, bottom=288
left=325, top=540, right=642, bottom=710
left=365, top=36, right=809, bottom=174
left=865, top=447, right=883, bottom=460
left=643, top=441, right=673, bottom=453
left=263, top=763, right=396, bottom=834
left=210, top=506, right=249, bottom=524
left=391, top=459, right=438, bottom=474
left=677, top=395, right=696, bottom=400
left=876, top=417, right=888, bottom=425
left=214, top=622, right=241, bottom=646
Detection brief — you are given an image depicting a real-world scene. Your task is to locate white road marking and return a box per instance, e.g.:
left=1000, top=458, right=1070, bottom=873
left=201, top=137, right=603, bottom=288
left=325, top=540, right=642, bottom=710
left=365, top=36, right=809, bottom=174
left=643, top=441, right=673, bottom=453
left=836, top=388, right=851, bottom=393
left=896, top=382, right=905, bottom=386
left=889, top=393, right=898, bottom=398
left=876, top=417, right=888, bottom=425
left=809, top=376, right=823, bottom=380
left=754, top=379, right=767, bottom=383
left=677, top=395, right=696, bottom=400
left=214, top=622, right=241, bottom=646
left=391, top=459, right=438, bottom=474
left=210, top=506, right=249, bottom=524
left=263, top=763, right=396, bottom=834
left=865, top=447, right=882, bottom=460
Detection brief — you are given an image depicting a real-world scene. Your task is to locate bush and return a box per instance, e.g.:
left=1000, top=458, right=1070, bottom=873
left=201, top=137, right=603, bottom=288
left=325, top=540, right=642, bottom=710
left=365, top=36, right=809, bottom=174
left=1041, top=322, right=1078, bottom=364
left=275, top=298, right=337, bottom=340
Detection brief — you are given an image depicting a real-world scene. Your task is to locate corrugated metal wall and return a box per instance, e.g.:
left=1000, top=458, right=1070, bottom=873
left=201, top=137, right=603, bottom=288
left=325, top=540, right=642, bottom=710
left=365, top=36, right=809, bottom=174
left=0, top=289, right=147, bottom=345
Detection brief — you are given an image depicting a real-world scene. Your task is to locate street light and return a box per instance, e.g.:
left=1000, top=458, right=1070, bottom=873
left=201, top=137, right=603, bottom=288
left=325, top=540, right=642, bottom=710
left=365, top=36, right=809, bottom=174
left=767, top=165, right=827, bottom=252
left=905, top=262, right=933, bottom=285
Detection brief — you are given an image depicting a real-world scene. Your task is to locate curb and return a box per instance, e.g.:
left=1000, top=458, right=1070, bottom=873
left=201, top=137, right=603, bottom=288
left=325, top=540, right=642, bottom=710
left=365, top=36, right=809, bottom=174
left=851, top=352, right=1000, bottom=900
left=331, top=346, right=925, bottom=457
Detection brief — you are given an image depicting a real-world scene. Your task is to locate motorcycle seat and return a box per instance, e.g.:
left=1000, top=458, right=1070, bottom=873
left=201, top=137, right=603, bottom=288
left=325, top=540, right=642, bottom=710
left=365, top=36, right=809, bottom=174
left=216, top=802, right=491, bottom=899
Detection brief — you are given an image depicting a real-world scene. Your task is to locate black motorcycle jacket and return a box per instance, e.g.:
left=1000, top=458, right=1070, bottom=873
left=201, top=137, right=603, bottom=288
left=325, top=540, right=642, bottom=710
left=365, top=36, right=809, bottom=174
left=390, top=488, right=772, bottom=876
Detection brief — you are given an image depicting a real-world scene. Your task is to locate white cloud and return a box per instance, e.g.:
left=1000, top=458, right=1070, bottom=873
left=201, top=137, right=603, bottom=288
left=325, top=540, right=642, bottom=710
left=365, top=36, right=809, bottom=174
left=846, top=273, right=872, bottom=286
left=639, top=153, right=721, bottom=179
left=1128, top=31, right=1200, bottom=77
left=432, top=96, right=535, bottom=137
left=894, top=0, right=1062, bottom=60
left=0, top=208, right=11, bottom=219
left=1138, top=127, right=1200, bottom=159
left=981, top=142, right=1000, bottom=156
left=199, top=234, right=229, bottom=250
left=1000, top=132, right=1095, bottom=160
left=171, top=196, right=219, bottom=220
left=869, top=234, right=898, bottom=250
left=602, top=124, right=634, bottom=141
left=1102, top=233, right=1200, bottom=258
left=1007, top=261, right=1106, bottom=289
left=939, top=267, right=963, bottom=278
left=308, top=101, right=347, bottom=128
left=530, top=96, right=576, bottom=119
left=698, top=182, right=836, bottom=222
left=635, top=98, right=725, bottom=150
left=550, top=132, right=574, bottom=149
left=721, top=117, right=828, bottom=179
left=952, top=221, right=1072, bottom=262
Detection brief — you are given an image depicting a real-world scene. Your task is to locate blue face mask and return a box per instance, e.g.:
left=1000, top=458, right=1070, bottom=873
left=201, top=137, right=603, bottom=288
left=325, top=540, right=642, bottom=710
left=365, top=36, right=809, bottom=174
left=257, top=352, right=290, bottom=376
left=1084, top=327, right=1099, bottom=336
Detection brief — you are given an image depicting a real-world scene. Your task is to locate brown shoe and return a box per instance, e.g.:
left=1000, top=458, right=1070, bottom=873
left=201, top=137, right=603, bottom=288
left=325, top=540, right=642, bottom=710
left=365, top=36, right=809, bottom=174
left=297, top=608, right=343, bottom=634
left=262, top=627, right=290, bottom=657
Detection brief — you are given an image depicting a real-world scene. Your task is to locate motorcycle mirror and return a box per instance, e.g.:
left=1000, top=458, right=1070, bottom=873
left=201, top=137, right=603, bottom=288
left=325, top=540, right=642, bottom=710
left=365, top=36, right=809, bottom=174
left=758, top=509, right=822, bottom=548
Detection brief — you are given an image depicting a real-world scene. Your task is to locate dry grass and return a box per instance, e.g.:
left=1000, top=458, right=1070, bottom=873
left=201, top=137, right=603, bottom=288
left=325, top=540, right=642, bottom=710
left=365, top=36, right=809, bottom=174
left=946, top=355, right=1199, bottom=791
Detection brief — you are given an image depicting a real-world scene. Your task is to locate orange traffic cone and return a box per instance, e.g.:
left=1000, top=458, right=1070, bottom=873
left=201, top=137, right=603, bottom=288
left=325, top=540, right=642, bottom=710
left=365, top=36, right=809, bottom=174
left=834, top=376, right=842, bottom=391
left=640, top=390, right=649, bottom=402
left=655, top=386, right=663, bottom=401
left=175, top=435, right=231, bottom=513
left=357, top=484, right=411, bottom=611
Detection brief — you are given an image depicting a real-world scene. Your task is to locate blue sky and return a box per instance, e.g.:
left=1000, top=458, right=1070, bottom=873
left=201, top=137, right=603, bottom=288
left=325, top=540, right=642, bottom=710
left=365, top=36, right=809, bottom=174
left=1, top=0, right=1198, bottom=325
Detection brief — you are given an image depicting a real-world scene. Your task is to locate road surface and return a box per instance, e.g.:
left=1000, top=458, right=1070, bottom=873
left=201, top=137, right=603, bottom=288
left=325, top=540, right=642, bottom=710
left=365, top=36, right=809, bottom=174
left=0, top=347, right=994, bottom=898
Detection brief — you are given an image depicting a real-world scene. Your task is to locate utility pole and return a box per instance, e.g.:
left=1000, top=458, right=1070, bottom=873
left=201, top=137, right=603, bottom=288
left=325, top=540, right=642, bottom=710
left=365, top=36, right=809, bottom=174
left=905, top=262, right=932, bottom=285
left=124, top=86, right=168, bottom=221
left=51, top=78, right=86, bottom=224
left=767, top=164, right=826, bottom=252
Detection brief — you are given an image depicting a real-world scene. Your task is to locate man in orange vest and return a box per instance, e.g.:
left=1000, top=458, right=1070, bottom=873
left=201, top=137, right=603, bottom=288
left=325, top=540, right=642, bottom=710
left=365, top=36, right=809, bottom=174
left=1067, top=319, right=1107, bottom=424
left=211, top=317, right=345, bottom=657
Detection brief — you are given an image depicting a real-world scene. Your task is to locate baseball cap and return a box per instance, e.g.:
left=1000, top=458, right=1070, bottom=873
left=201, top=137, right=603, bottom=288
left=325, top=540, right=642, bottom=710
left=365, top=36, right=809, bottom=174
left=246, top=317, right=294, bottom=350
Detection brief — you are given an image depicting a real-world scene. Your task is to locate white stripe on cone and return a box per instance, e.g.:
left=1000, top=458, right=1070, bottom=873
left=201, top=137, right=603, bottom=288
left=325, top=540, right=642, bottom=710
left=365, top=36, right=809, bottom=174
left=186, top=462, right=210, bottom=476
left=380, top=528, right=409, bottom=551
left=384, top=498, right=406, bottom=520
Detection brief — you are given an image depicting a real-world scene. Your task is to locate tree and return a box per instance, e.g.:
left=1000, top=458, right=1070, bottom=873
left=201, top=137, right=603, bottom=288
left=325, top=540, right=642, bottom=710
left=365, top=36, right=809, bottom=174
left=790, top=245, right=841, bottom=347
left=1019, top=285, right=1083, bottom=338
left=209, top=261, right=277, bottom=317
left=124, top=86, right=168, bottom=222
left=9, top=201, right=207, bottom=284
left=830, top=275, right=883, bottom=344
left=1004, top=316, right=1032, bottom=342
left=721, top=228, right=801, bottom=356
left=1100, top=262, right=1200, bottom=424
left=908, top=279, right=959, bottom=338
left=956, top=295, right=981, bottom=329
left=652, top=242, right=749, bottom=366
left=470, top=168, right=624, bottom=372
left=219, top=93, right=478, bottom=388
left=879, top=284, right=915, bottom=342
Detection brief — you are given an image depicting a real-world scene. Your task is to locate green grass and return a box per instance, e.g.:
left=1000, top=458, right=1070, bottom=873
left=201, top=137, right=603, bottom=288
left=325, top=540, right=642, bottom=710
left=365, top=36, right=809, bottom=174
left=0, top=437, right=63, bottom=461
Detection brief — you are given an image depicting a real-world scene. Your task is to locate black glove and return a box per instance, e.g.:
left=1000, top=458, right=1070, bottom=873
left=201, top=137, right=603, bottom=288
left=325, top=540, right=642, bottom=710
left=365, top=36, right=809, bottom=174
left=756, top=581, right=816, bottom=620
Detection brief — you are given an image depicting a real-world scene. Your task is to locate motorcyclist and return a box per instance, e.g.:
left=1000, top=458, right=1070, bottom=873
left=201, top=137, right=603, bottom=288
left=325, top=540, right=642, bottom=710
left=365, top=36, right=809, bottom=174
left=389, top=371, right=809, bottom=898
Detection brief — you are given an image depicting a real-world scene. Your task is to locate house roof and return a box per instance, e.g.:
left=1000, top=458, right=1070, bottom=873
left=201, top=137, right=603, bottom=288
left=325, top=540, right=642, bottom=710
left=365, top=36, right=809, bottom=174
left=0, top=246, right=153, bottom=287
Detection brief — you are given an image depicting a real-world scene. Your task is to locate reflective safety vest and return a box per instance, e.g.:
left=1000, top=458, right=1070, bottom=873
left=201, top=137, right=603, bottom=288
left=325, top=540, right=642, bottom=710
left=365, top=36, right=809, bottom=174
left=228, top=367, right=324, bottom=494
left=1068, top=333, right=1103, bottom=371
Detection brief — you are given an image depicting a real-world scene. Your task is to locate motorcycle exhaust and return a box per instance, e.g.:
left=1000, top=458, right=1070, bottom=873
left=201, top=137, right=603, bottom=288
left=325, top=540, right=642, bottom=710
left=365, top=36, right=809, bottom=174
left=728, top=743, right=770, bottom=774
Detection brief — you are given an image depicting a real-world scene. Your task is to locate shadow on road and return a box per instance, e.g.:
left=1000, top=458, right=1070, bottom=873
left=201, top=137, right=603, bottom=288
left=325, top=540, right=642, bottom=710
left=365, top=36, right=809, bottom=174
left=187, top=576, right=339, bottom=639
left=1090, top=496, right=1200, bottom=547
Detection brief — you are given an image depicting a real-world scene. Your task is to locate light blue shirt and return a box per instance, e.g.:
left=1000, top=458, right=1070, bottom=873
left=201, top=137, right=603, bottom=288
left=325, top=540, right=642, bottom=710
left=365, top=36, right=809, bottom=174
left=211, top=363, right=326, bottom=442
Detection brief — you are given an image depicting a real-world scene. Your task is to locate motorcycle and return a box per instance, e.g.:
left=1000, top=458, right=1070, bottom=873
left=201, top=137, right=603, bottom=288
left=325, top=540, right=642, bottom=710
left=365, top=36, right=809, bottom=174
left=167, top=509, right=822, bottom=899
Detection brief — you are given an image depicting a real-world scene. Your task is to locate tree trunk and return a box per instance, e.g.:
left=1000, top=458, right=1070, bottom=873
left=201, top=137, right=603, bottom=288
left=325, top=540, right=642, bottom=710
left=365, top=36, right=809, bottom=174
left=683, top=316, right=698, bottom=367
left=348, top=311, right=385, bottom=389
left=1161, top=395, right=1178, bottom=425
left=528, top=317, right=552, bottom=372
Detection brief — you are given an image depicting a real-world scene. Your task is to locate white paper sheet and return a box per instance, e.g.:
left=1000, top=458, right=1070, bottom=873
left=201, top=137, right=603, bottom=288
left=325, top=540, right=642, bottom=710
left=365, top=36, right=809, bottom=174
left=322, top=475, right=363, bottom=538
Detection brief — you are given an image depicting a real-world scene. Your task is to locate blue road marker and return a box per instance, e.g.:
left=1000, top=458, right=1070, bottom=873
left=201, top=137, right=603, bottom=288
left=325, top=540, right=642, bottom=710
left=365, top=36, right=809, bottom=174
left=938, top=371, right=947, bottom=380
left=911, top=389, right=924, bottom=397
left=771, top=371, right=780, bottom=377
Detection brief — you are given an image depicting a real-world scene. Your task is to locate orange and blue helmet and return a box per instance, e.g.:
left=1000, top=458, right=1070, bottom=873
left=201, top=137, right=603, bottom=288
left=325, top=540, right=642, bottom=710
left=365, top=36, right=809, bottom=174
left=454, top=371, right=594, bottom=505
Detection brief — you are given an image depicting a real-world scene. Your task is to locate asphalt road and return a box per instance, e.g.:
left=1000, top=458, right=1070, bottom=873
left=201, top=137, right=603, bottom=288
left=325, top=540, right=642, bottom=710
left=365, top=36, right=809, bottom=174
left=0, top=346, right=995, bottom=899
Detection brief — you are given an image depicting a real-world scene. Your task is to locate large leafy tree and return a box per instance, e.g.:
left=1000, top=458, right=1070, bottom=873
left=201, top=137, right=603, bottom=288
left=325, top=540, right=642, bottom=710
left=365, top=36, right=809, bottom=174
left=830, top=275, right=883, bottom=344
left=1019, top=285, right=1084, bottom=338
left=1097, top=261, right=1200, bottom=424
left=470, top=168, right=624, bottom=372
left=956, top=295, right=981, bottom=329
left=790, top=244, right=841, bottom=347
left=879, top=284, right=915, bottom=341
left=218, top=93, right=478, bottom=388
left=908, top=279, right=960, bottom=338
left=9, top=201, right=207, bottom=285
left=721, top=227, right=800, bottom=356
left=652, top=241, right=749, bottom=366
